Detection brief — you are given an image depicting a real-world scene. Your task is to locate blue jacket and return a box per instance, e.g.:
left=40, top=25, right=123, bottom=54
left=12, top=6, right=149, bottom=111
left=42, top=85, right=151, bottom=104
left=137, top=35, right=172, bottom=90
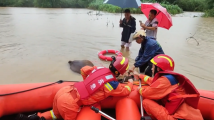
left=134, top=37, right=164, bottom=67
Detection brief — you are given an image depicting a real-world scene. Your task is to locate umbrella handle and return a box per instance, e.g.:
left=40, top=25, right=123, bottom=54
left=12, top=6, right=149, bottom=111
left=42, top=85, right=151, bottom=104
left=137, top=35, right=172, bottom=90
left=156, top=11, right=161, bottom=16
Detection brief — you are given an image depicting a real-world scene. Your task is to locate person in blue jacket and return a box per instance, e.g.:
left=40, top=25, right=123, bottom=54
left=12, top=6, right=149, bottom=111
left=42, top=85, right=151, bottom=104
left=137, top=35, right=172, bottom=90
left=131, top=30, right=164, bottom=77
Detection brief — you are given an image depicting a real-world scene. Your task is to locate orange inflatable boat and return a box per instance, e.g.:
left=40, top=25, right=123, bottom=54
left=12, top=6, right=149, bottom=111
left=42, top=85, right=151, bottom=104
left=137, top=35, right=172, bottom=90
left=0, top=80, right=213, bottom=120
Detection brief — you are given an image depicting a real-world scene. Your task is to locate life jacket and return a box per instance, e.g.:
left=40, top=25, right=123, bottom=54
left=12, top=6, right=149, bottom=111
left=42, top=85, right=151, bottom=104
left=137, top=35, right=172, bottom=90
left=74, top=67, right=116, bottom=100
left=152, top=71, right=200, bottom=115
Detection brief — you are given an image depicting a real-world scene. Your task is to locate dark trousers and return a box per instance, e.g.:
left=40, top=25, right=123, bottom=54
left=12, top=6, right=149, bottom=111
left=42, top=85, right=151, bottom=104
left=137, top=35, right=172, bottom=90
left=139, top=61, right=153, bottom=77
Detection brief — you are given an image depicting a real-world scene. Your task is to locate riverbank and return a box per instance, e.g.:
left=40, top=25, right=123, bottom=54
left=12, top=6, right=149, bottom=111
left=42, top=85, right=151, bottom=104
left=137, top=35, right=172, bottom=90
left=88, top=2, right=183, bottom=15
left=203, top=8, right=214, bottom=17
left=0, top=0, right=190, bottom=15
left=1, top=0, right=213, bottom=16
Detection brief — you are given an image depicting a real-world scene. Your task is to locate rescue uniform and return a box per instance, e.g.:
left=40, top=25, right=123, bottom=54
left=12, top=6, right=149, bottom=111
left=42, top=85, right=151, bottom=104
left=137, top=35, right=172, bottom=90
left=38, top=66, right=133, bottom=120
left=139, top=71, right=203, bottom=120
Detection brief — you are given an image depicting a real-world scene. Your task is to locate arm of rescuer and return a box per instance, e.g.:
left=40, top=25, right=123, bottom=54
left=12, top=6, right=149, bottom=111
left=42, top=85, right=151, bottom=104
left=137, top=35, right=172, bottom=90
left=80, top=66, right=97, bottom=80
left=139, top=74, right=153, bottom=85
left=104, top=79, right=133, bottom=97
left=139, top=75, right=178, bottom=100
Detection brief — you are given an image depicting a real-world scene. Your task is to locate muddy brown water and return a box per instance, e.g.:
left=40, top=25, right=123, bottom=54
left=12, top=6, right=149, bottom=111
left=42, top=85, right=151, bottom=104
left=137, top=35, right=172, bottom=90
left=0, top=7, right=214, bottom=91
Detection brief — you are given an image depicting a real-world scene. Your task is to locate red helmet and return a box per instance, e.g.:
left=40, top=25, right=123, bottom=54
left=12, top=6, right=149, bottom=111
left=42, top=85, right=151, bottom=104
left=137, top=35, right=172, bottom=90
left=109, top=56, right=129, bottom=75
left=150, top=54, right=174, bottom=71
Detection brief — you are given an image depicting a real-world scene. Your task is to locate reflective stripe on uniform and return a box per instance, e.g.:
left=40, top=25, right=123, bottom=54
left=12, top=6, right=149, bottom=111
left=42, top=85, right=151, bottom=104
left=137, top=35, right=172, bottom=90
left=126, top=64, right=129, bottom=70
left=125, top=86, right=131, bottom=92
left=139, top=88, right=143, bottom=95
left=144, top=76, right=149, bottom=82
left=105, top=74, right=114, bottom=80
left=50, top=110, right=57, bottom=120
left=120, top=57, right=125, bottom=65
left=104, top=83, right=113, bottom=91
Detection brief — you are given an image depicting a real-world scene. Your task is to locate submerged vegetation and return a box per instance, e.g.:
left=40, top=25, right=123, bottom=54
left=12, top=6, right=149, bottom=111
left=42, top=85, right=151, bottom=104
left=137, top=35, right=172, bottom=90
left=203, top=0, right=214, bottom=17
left=0, top=0, right=213, bottom=17
left=203, top=8, right=214, bottom=17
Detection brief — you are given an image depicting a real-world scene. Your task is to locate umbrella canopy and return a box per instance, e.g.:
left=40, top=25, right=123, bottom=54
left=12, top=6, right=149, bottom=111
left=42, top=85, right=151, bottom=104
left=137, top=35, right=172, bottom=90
left=141, top=3, right=173, bottom=30
left=104, top=0, right=141, bottom=8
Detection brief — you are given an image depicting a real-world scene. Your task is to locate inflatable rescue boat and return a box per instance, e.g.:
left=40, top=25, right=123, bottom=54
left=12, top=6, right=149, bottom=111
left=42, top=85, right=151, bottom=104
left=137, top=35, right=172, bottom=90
left=0, top=80, right=213, bottom=120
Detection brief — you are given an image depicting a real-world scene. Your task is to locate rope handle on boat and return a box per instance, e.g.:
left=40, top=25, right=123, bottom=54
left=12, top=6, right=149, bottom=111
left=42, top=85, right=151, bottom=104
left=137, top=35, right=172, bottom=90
left=200, top=95, right=214, bottom=101
left=1, top=80, right=214, bottom=102
left=0, top=80, right=77, bottom=96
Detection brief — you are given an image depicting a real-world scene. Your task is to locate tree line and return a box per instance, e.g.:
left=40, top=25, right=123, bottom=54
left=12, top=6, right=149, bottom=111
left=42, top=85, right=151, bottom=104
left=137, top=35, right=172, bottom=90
left=0, top=0, right=213, bottom=17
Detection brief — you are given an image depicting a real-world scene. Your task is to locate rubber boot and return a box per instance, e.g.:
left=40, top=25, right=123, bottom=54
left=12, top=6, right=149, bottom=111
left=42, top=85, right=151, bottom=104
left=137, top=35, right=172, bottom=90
left=16, top=114, right=46, bottom=120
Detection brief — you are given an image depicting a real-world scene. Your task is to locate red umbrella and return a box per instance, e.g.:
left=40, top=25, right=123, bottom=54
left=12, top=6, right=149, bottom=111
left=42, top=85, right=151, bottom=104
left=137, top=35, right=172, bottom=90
left=141, top=3, right=173, bottom=30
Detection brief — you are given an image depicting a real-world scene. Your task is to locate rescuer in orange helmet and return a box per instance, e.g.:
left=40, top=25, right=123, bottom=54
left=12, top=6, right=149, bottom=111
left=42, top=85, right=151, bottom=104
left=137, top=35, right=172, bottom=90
left=16, top=56, right=133, bottom=120
left=132, top=54, right=203, bottom=120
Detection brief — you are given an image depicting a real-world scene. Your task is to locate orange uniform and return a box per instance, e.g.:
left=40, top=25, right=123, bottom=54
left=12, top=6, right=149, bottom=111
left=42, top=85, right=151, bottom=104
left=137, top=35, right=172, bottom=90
left=139, top=74, right=203, bottom=120
left=38, top=66, right=133, bottom=120
left=80, top=66, right=97, bottom=80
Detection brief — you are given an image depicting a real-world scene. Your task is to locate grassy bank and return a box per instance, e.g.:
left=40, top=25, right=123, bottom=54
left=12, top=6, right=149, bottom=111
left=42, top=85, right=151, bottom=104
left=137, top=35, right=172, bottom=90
left=202, top=0, right=214, bottom=17
left=203, top=8, right=214, bottom=17
left=0, top=0, right=213, bottom=17
left=0, top=0, right=183, bottom=15
left=0, top=0, right=93, bottom=8
left=88, top=0, right=183, bottom=15
left=156, top=0, right=214, bottom=17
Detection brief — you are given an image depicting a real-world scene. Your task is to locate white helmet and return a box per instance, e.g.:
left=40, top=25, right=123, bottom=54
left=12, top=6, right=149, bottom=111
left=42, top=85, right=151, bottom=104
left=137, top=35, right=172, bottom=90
left=133, top=30, right=146, bottom=40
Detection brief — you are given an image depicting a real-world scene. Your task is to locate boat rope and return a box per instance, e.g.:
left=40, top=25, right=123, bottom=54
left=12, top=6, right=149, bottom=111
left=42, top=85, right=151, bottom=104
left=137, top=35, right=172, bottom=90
left=1, top=80, right=214, bottom=101
left=200, top=96, right=214, bottom=101
left=0, top=80, right=77, bottom=96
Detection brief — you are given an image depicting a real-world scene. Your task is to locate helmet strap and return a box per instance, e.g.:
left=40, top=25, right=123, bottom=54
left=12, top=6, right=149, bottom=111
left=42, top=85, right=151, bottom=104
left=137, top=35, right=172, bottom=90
left=109, top=56, right=120, bottom=77
left=153, top=65, right=158, bottom=77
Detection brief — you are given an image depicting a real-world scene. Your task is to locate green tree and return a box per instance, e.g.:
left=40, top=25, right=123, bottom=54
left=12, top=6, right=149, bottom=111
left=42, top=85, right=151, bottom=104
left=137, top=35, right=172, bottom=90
left=206, top=0, right=214, bottom=9
left=33, top=0, right=52, bottom=8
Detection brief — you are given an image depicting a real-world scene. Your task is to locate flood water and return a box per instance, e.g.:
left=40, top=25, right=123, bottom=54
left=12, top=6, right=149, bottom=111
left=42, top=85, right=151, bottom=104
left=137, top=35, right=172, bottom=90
left=0, top=7, right=213, bottom=90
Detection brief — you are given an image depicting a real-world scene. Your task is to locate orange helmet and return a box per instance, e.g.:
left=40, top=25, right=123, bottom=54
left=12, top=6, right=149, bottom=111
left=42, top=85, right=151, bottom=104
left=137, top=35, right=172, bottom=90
left=150, top=54, right=174, bottom=71
left=109, top=56, right=129, bottom=76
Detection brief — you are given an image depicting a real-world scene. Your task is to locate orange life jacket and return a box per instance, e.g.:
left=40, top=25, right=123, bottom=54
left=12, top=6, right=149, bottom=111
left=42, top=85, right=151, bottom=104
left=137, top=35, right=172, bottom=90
left=152, top=71, right=200, bottom=115
left=74, top=67, right=116, bottom=100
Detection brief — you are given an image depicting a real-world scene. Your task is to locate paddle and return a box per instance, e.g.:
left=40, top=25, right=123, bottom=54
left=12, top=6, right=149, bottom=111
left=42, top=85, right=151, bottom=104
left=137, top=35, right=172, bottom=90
left=139, top=78, right=145, bottom=120
left=134, top=68, right=145, bottom=120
